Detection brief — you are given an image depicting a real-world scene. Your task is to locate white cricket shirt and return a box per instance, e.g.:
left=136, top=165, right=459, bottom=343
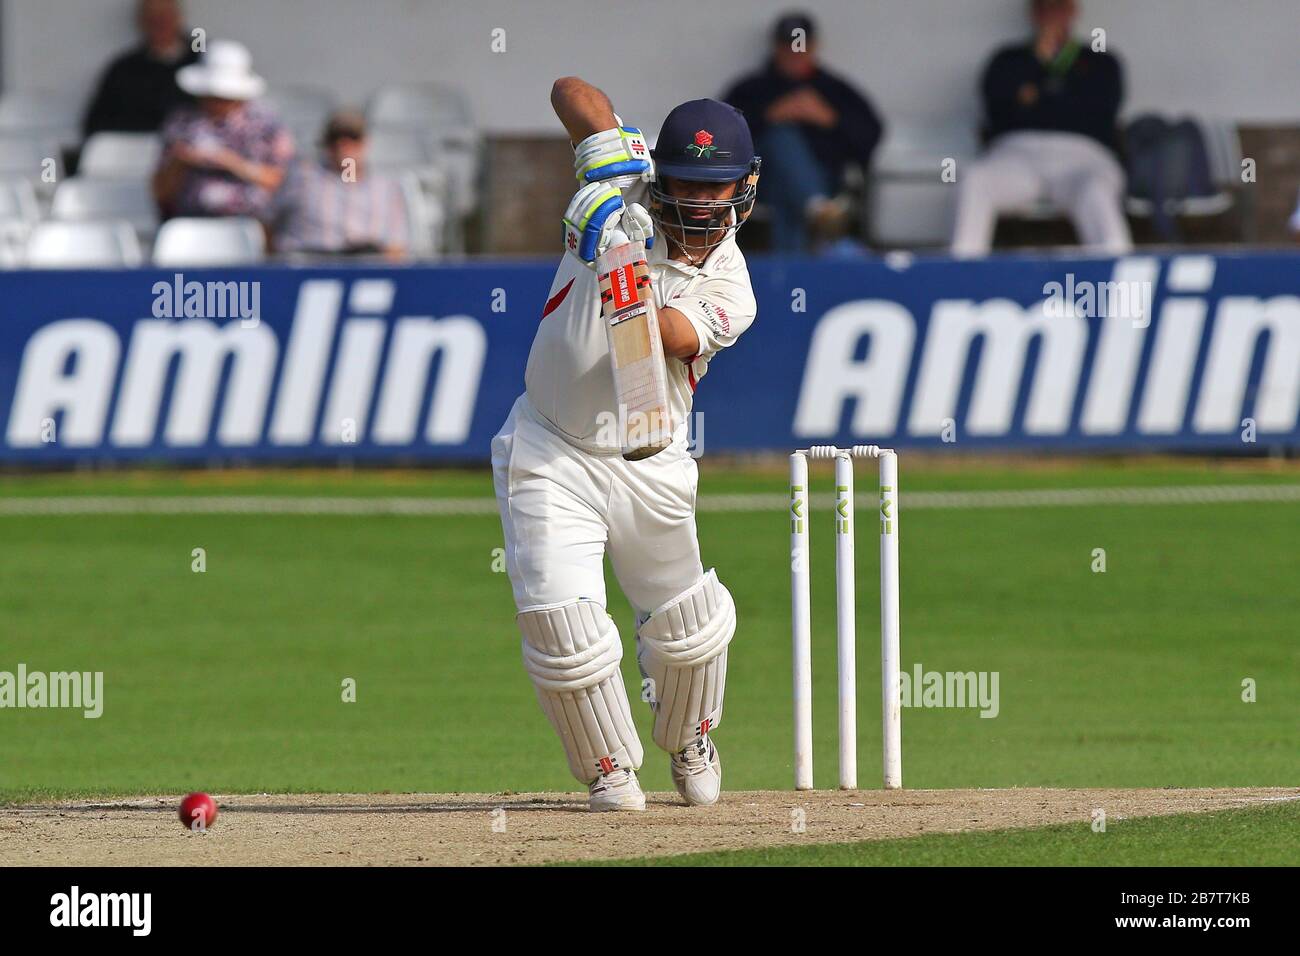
left=523, top=226, right=756, bottom=455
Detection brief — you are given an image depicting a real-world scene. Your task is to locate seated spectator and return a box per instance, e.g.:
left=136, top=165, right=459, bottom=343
left=273, top=110, right=410, bottom=259
left=723, top=11, right=883, bottom=253
left=83, top=0, right=199, bottom=137
left=152, top=40, right=294, bottom=221
left=951, top=0, right=1132, bottom=257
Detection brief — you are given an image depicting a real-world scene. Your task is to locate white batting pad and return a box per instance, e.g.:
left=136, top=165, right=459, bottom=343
left=518, top=600, right=644, bottom=783
left=635, top=569, right=736, bottom=752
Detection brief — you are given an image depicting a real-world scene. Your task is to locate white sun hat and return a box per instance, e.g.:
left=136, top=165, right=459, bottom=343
left=176, top=40, right=266, bottom=101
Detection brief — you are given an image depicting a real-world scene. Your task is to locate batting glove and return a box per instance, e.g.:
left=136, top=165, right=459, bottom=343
left=573, top=125, right=653, bottom=188
left=622, top=202, right=655, bottom=249
left=563, top=184, right=655, bottom=266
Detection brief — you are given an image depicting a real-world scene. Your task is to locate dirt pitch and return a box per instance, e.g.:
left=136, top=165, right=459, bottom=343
left=4, top=787, right=1297, bottom=866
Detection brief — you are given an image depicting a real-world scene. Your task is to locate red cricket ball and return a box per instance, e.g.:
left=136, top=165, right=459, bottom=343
left=178, top=792, right=218, bottom=831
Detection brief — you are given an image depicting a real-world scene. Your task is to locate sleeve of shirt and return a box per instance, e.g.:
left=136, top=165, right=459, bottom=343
left=822, top=74, right=884, bottom=164
left=663, top=260, right=757, bottom=360
left=270, top=125, right=296, bottom=168
left=158, top=110, right=185, bottom=150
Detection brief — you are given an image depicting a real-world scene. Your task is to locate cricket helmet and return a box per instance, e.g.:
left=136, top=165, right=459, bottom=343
left=649, top=98, right=760, bottom=256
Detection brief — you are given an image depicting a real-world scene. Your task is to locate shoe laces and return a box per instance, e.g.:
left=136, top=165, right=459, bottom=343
left=675, top=738, right=711, bottom=776
left=592, top=768, right=632, bottom=792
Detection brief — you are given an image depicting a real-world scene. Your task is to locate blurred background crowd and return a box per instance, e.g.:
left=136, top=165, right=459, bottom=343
left=0, top=0, right=1294, bottom=267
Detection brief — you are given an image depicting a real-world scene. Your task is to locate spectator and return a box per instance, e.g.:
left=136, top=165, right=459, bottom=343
left=273, top=110, right=411, bottom=259
left=951, top=0, right=1131, bottom=257
left=723, top=11, right=883, bottom=253
left=83, top=0, right=199, bottom=137
left=152, top=40, right=294, bottom=221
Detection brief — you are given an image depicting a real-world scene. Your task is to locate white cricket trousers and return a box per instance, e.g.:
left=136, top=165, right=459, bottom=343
left=491, top=394, right=703, bottom=617
left=950, top=130, right=1133, bottom=257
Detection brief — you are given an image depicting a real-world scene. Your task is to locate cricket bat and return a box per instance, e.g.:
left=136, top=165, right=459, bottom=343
left=597, top=238, right=673, bottom=461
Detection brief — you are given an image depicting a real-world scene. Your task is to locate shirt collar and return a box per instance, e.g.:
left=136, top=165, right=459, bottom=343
left=649, top=231, right=735, bottom=275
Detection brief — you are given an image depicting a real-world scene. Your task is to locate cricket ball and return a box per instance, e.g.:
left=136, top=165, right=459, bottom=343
left=178, top=792, right=218, bottom=830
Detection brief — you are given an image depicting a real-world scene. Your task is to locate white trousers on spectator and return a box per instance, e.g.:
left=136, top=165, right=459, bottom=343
left=951, top=131, right=1133, bottom=257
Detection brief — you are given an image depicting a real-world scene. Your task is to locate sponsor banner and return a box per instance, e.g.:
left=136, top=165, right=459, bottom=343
left=0, top=253, right=1296, bottom=463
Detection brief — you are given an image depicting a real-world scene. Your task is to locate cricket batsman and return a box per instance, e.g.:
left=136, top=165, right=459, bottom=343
left=491, top=77, right=760, bottom=810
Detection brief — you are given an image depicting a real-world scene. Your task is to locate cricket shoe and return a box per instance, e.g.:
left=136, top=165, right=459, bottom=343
left=588, top=767, right=646, bottom=812
left=670, top=735, right=722, bottom=806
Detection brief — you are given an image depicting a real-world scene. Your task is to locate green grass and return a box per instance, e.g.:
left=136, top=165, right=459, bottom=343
left=1, top=458, right=1297, bottom=807
left=590, top=800, right=1300, bottom=866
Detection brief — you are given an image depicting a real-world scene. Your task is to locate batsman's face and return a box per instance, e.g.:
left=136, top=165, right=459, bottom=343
left=663, top=177, right=739, bottom=202
left=661, top=176, right=740, bottom=247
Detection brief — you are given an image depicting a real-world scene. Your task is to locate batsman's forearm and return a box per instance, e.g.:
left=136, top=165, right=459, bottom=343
left=551, top=76, right=618, bottom=144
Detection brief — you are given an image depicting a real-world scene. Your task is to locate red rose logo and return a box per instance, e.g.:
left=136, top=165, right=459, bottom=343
left=694, top=130, right=713, bottom=147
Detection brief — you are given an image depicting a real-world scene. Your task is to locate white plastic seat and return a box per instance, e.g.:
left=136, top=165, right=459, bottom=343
left=368, top=127, right=439, bottom=167
left=0, top=90, right=81, bottom=146
left=261, top=86, right=337, bottom=157
left=25, top=220, right=143, bottom=268
left=79, top=132, right=162, bottom=179
left=51, top=177, right=158, bottom=236
left=262, top=86, right=335, bottom=127
left=1124, top=117, right=1241, bottom=220
left=0, top=176, right=40, bottom=223
left=867, top=119, right=980, bottom=247
left=0, top=135, right=63, bottom=196
left=393, top=168, right=441, bottom=258
left=0, top=177, right=39, bottom=267
left=152, top=216, right=265, bottom=266
left=367, top=83, right=471, bottom=131
left=367, top=83, right=479, bottom=228
left=371, top=160, right=449, bottom=255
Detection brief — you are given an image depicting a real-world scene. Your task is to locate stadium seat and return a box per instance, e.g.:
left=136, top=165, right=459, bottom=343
left=79, top=132, right=162, bottom=180
left=1125, top=117, right=1242, bottom=221
left=261, top=85, right=337, bottom=155
left=0, top=177, right=40, bottom=267
left=0, top=176, right=40, bottom=224
left=367, top=82, right=480, bottom=237
left=367, top=82, right=471, bottom=131
left=152, top=216, right=266, bottom=266
left=0, top=90, right=81, bottom=147
left=867, top=119, right=979, bottom=247
left=367, top=127, right=439, bottom=168
left=370, top=157, right=449, bottom=258
left=392, top=168, right=442, bottom=258
left=25, top=220, right=143, bottom=268
left=51, top=177, right=159, bottom=238
left=368, top=128, right=453, bottom=254
left=0, top=134, right=63, bottom=198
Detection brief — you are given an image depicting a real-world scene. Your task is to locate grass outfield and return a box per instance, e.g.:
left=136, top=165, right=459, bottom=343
left=1, top=457, right=1297, bottom=805
left=592, top=800, right=1300, bottom=867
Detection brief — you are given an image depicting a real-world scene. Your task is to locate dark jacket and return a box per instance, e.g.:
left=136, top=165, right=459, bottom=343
left=723, top=62, right=883, bottom=183
left=981, top=41, right=1123, bottom=153
left=83, top=42, right=200, bottom=137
